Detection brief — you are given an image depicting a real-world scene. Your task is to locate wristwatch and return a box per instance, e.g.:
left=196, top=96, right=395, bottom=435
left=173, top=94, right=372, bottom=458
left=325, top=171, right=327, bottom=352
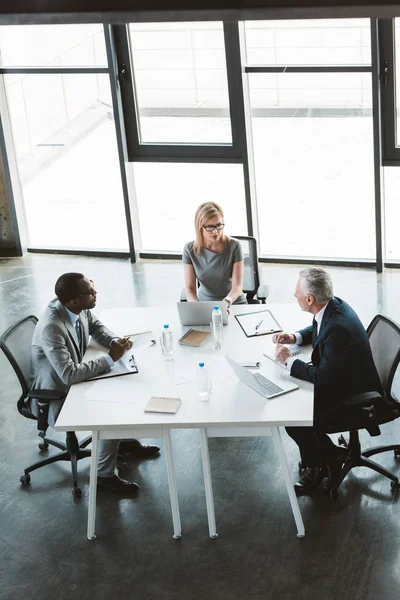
left=224, top=296, right=232, bottom=307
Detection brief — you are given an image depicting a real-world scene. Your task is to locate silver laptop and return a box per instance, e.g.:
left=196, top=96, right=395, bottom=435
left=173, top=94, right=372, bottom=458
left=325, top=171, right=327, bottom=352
left=226, top=356, right=299, bottom=399
left=177, top=301, right=229, bottom=326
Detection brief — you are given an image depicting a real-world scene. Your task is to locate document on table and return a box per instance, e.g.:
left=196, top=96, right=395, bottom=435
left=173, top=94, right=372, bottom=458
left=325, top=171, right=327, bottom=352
left=84, top=379, right=136, bottom=404
left=235, top=310, right=282, bottom=338
left=263, top=344, right=312, bottom=369
left=172, top=355, right=234, bottom=386
left=86, top=352, right=138, bottom=381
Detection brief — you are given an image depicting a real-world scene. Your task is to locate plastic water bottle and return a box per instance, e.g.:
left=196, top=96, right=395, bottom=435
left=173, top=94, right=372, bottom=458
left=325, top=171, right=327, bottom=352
left=211, top=305, right=223, bottom=350
left=161, top=324, right=174, bottom=360
left=197, top=362, right=211, bottom=401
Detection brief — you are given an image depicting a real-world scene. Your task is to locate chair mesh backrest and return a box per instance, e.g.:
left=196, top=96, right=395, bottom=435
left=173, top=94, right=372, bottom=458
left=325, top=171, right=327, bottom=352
left=232, top=236, right=259, bottom=294
left=367, top=315, right=400, bottom=398
left=0, top=316, right=38, bottom=396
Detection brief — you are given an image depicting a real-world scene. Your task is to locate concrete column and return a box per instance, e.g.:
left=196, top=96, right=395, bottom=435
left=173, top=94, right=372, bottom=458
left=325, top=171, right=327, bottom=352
left=0, top=77, right=28, bottom=257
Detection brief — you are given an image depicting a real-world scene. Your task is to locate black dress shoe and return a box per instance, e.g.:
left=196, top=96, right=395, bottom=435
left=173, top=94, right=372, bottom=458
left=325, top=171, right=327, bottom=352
left=97, top=474, right=139, bottom=494
left=294, top=467, right=327, bottom=495
left=118, top=439, right=160, bottom=459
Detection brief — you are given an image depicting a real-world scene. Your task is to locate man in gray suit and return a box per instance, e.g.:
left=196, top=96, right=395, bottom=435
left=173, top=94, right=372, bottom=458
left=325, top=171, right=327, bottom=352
left=30, top=272, right=160, bottom=494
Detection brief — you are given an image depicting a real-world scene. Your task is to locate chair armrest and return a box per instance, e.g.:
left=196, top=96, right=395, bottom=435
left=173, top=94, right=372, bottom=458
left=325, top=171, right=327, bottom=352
left=256, top=283, right=270, bottom=303
left=27, top=389, right=65, bottom=403
left=343, top=391, right=382, bottom=408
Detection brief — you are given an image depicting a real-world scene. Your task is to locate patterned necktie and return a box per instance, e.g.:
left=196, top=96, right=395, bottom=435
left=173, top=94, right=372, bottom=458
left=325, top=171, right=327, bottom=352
left=312, top=317, right=318, bottom=349
left=76, top=318, right=84, bottom=355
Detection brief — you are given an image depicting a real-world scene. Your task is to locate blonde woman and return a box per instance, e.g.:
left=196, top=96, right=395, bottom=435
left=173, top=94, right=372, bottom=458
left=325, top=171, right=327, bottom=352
left=183, top=202, right=246, bottom=309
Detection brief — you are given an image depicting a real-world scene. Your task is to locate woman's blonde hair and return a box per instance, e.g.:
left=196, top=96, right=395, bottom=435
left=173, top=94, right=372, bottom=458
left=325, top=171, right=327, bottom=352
left=193, top=202, right=230, bottom=255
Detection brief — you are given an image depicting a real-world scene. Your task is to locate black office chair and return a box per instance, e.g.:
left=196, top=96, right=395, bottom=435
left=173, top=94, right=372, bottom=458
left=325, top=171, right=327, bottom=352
left=181, top=235, right=270, bottom=304
left=324, top=314, right=400, bottom=499
left=233, top=235, right=269, bottom=304
left=0, top=315, right=92, bottom=497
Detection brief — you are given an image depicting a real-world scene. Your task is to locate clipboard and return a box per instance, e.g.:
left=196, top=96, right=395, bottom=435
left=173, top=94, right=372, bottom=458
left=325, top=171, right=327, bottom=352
left=86, top=353, right=139, bottom=381
left=235, top=309, right=282, bottom=338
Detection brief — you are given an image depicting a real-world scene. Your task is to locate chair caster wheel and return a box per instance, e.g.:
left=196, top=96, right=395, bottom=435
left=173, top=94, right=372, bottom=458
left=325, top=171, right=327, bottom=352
left=391, top=481, right=400, bottom=491
left=394, top=449, right=400, bottom=459
left=20, top=474, right=31, bottom=485
left=72, top=487, right=82, bottom=497
left=329, top=488, right=338, bottom=500
left=38, top=442, right=49, bottom=451
left=298, top=461, right=305, bottom=474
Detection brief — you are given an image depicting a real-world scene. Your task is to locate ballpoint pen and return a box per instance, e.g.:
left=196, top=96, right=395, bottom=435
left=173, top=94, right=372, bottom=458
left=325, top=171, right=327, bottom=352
left=128, top=354, right=137, bottom=369
left=255, top=319, right=263, bottom=331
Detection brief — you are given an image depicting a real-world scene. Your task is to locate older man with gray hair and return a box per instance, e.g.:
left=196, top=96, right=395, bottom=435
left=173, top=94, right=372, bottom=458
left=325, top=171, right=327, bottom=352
left=273, top=267, right=381, bottom=495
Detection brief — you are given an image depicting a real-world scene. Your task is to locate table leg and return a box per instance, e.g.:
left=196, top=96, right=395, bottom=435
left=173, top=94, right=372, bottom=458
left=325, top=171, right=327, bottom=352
left=163, top=429, right=182, bottom=540
left=87, top=429, right=99, bottom=541
left=272, top=427, right=305, bottom=538
left=200, top=428, right=218, bottom=539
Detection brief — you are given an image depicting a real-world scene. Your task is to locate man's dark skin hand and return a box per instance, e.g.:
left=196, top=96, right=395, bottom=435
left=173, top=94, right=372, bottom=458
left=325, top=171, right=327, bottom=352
left=109, top=337, right=132, bottom=362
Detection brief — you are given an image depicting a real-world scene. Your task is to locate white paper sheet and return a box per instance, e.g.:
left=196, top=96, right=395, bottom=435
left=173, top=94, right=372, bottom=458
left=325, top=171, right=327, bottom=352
left=172, top=355, right=234, bottom=386
left=86, top=351, right=138, bottom=381
left=84, top=379, right=136, bottom=404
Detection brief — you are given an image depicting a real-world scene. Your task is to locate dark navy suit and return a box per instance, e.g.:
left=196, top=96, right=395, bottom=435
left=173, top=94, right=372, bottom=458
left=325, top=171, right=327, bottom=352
left=286, top=297, right=381, bottom=467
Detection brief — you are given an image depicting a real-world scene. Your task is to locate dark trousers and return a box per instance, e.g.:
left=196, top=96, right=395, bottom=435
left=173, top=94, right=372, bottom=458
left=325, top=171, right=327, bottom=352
left=286, top=426, right=336, bottom=468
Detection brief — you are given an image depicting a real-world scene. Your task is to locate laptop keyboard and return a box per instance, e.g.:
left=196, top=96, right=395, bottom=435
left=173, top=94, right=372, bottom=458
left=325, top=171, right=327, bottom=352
left=254, top=373, right=284, bottom=396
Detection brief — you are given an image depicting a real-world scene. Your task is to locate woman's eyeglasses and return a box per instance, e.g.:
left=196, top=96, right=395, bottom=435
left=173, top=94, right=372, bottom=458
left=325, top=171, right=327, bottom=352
left=203, top=223, right=224, bottom=232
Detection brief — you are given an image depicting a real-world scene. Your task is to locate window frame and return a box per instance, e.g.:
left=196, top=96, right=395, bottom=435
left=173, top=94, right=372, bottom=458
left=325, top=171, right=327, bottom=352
left=112, top=23, right=246, bottom=163
left=379, top=19, right=400, bottom=166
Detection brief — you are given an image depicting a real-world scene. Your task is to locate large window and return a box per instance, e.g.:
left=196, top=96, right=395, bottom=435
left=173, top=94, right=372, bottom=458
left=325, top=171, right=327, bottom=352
left=129, top=22, right=232, bottom=145
left=133, top=163, right=247, bottom=253
left=245, top=19, right=371, bottom=66
left=244, top=19, right=375, bottom=261
left=0, top=24, right=106, bottom=67
left=248, top=73, right=375, bottom=260
left=1, top=26, right=129, bottom=252
left=1, top=19, right=400, bottom=270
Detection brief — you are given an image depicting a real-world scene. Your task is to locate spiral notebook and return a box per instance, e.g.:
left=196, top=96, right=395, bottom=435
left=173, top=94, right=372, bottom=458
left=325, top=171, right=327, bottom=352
left=144, top=396, right=181, bottom=414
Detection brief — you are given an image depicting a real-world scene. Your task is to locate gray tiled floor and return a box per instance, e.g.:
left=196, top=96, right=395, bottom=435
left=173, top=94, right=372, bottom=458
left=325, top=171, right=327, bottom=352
left=1, top=254, right=400, bottom=600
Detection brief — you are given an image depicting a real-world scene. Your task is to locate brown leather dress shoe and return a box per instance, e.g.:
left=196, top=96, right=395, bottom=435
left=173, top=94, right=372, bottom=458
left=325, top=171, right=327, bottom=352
left=97, top=474, right=139, bottom=494
left=294, top=467, right=327, bottom=495
left=118, top=439, right=160, bottom=459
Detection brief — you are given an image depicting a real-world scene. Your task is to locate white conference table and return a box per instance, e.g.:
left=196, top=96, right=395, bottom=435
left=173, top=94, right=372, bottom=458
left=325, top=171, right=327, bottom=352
left=55, top=303, right=314, bottom=541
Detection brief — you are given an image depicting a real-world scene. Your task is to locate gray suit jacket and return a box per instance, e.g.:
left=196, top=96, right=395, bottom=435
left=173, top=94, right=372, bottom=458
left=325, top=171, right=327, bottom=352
left=29, top=298, right=115, bottom=427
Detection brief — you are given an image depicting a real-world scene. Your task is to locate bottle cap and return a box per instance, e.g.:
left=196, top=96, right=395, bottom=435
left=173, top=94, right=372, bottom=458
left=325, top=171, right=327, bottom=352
left=163, top=324, right=169, bottom=329
left=213, top=306, right=219, bottom=310
left=198, top=362, right=205, bottom=368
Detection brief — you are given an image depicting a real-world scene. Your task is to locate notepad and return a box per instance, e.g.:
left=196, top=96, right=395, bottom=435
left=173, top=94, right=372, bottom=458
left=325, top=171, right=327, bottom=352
left=178, top=329, right=210, bottom=347
left=144, top=396, right=181, bottom=414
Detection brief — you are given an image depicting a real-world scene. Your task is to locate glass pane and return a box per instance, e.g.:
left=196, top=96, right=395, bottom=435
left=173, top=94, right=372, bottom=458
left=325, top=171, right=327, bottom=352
left=394, top=18, right=400, bottom=146
left=383, top=168, right=400, bottom=261
left=244, top=19, right=371, bottom=66
left=129, top=22, right=232, bottom=144
left=0, top=24, right=107, bottom=67
left=5, top=74, right=129, bottom=251
left=133, top=163, right=247, bottom=252
left=249, top=73, right=375, bottom=260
